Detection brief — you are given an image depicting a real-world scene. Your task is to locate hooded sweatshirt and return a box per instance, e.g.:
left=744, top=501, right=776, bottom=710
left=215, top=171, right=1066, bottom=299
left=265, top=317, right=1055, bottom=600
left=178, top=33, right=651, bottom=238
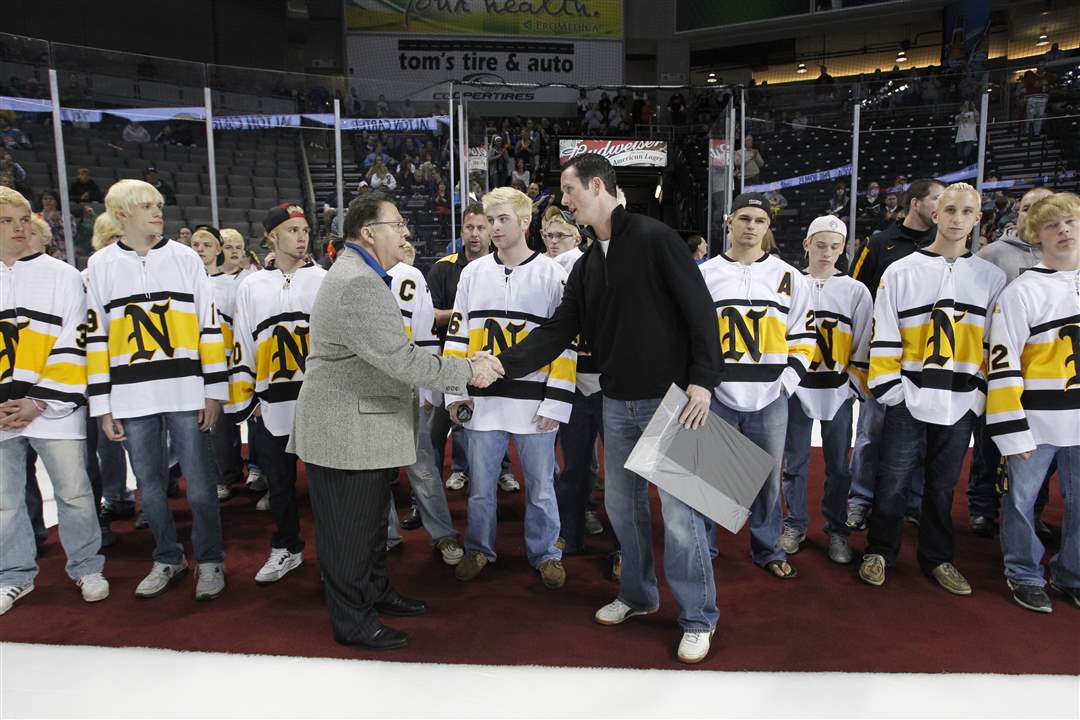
left=976, top=229, right=1042, bottom=285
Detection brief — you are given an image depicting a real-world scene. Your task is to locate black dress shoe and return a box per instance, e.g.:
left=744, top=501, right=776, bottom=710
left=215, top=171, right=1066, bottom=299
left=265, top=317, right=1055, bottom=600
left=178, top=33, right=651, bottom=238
left=970, top=515, right=995, bottom=537
left=374, top=594, right=427, bottom=616
left=400, top=505, right=422, bottom=530
left=342, top=624, right=409, bottom=650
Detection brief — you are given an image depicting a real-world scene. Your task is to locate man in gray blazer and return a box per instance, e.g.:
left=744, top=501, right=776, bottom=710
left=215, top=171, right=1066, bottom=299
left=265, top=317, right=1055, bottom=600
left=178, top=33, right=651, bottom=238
left=290, top=193, right=502, bottom=650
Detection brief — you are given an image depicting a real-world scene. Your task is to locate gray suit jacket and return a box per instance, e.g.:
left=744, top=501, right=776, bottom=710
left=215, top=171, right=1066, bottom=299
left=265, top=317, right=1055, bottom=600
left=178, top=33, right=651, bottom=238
left=289, top=248, right=472, bottom=470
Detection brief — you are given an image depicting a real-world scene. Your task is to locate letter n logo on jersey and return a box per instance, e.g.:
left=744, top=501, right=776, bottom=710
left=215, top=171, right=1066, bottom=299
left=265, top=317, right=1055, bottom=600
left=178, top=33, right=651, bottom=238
left=482, top=319, right=527, bottom=355
left=1061, top=324, right=1080, bottom=390
left=811, top=318, right=840, bottom=370
left=925, top=303, right=964, bottom=368
left=271, top=325, right=310, bottom=380
left=0, top=319, right=28, bottom=382
left=720, top=307, right=766, bottom=362
left=126, top=302, right=174, bottom=363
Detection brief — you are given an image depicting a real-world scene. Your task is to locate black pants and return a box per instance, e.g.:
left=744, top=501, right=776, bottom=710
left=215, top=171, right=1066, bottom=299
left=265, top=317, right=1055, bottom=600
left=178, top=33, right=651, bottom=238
left=556, top=390, right=604, bottom=552
left=251, top=418, right=304, bottom=553
left=866, top=405, right=975, bottom=573
left=210, top=418, right=244, bottom=485
left=307, top=463, right=395, bottom=644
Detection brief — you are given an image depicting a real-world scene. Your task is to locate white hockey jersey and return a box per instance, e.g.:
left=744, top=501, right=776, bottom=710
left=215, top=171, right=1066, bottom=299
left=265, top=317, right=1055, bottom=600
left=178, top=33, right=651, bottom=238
left=699, top=252, right=816, bottom=412
left=210, top=269, right=243, bottom=356
left=225, top=262, right=326, bottom=437
left=388, top=261, right=440, bottom=407
left=868, top=249, right=1006, bottom=425
left=986, top=265, right=1080, bottom=455
left=86, top=239, right=229, bottom=419
left=793, top=271, right=873, bottom=421
left=443, top=251, right=576, bottom=434
left=0, top=253, right=87, bottom=440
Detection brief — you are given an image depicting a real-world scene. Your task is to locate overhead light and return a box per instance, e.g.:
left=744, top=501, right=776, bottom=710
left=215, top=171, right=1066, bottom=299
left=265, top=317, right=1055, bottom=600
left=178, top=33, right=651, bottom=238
left=796, top=63, right=807, bottom=74
left=1036, top=32, right=1049, bottom=47
left=708, top=71, right=717, bottom=78
left=896, top=49, right=908, bottom=62
left=706, top=77, right=718, bottom=83
left=655, top=176, right=663, bottom=201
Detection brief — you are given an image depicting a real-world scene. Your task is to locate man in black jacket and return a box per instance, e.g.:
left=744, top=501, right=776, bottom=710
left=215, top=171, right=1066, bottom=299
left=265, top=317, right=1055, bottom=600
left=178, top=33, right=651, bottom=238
left=497, top=153, right=723, bottom=665
left=846, top=178, right=942, bottom=531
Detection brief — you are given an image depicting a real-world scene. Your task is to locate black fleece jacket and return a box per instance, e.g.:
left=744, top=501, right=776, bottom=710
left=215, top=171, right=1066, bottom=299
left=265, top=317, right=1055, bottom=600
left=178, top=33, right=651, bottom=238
left=498, top=205, right=722, bottom=400
left=850, top=220, right=935, bottom=299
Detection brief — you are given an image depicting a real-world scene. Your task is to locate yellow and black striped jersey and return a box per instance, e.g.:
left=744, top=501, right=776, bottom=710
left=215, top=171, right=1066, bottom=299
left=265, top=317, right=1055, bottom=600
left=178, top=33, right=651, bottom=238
left=986, top=265, right=1080, bottom=455
left=225, top=263, right=326, bottom=437
left=388, top=262, right=441, bottom=407
left=443, top=251, right=576, bottom=433
left=868, top=249, right=1006, bottom=424
left=699, top=252, right=816, bottom=412
left=210, top=270, right=242, bottom=360
left=793, top=271, right=873, bottom=421
left=0, top=253, right=87, bottom=440
left=85, top=238, right=229, bottom=419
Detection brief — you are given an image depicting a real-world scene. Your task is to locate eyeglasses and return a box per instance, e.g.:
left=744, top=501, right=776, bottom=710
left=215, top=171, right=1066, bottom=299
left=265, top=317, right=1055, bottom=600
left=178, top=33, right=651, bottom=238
left=542, top=232, right=574, bottom=242
left=364, top=220, right=409, bottom=232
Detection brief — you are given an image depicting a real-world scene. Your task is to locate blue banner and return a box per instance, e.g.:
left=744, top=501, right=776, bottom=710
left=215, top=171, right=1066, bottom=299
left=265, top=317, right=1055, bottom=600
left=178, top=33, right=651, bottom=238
left=213, top=114, right=300, bottom=130
left=745, top=164, right=852, bottom=193
left=303, top=115, right=450, bottom=132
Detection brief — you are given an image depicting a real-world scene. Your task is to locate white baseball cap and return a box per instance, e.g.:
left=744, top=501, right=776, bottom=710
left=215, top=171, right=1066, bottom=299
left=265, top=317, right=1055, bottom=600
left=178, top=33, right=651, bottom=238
left=805, top=215, right=847, bottom=240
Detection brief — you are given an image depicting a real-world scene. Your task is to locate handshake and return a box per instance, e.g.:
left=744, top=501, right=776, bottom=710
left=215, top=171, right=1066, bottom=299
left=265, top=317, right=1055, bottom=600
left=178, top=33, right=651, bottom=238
left=467, top=351, right=505, bottom=389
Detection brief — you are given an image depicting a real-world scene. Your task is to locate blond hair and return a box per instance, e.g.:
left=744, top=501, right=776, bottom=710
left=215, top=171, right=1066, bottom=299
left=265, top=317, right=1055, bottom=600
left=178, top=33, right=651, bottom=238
left=938, top=182, right=980, bottom=206
left=220, top=228, right=244, bottom=247
left=92, top=212, right=123, bottom=251
left=0, top=185, right=31, bottom=213
left=482, top=186, right=531, bottom=222
left=1024, top=192, right=1080, bottom=243
left=30, top=215, right=52, bottom=242
left=104, top=179, right=163, bottom=219
left=402, top=240, right=416, bottom=266
left=542, top=206, right=580, bottom=240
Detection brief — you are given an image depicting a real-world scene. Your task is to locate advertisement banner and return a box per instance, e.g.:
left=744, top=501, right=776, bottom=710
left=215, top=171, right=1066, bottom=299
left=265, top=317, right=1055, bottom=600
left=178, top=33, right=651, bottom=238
left=558, top=139, right=668, bottom=168
left=469, top=145, right=489, bottom=172
left=345, top=0, right=624, bottom=40
left=346, top=35, right=622, bottom=100
left=213, top=114, right=300, bottom=130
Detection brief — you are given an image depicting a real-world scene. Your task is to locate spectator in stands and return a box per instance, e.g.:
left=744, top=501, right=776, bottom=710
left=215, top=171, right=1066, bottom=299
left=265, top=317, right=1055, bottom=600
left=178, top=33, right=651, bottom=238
left=954, top=100, right=979, bottom=165
left=143, top=167, right=176, bottom=207
left=859, top=181, right=883, bottom=221
left=376, top=94, right=389, bottom=117
left=583, top=104, right=605, bottom=135
left=363, top=143, right=394, bottom=172
left=0, top=118, right=31, bottom=150
left=69, top=167, right=103, bottom=204
left=828, top=183, right=849, bottom=216
left=609, top=103, right=628, bottom=132
left=815, top=66, right=835, bottom=100
left=36, top=190, right=66, bottom=258
left=177, top=226, right=192, bottom=246
left=667, top=91, right=687, bottom=124
left=489, top=137, right=511, bottom=187
left=765, top=189, right=788, bottom=218
left=576, top=90, right=590, bottom=127
left=881, top=191, right=901, bottom=228
left=122, top=120, right=151, bottom=144
left=367, top=158, right=398, bottom=193
left=511, top=158, right=531, bottom=187
left=0, top=150, right=30, bottom=197
left=1023, top=69, right=1051, bottom=135
left=734, top=135, right=765, bottom=186
left=434, top=182, right=451, bottom=223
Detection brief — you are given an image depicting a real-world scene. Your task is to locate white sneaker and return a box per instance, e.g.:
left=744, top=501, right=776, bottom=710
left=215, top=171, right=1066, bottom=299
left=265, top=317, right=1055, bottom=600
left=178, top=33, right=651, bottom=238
left=677, top=628, right=716, bottom=664
left=76, top=572, right=110, bottom=603
left=776, top=525, right=806, bottom=554
left=594, top=598, right=658, bottom=626
left=446, top=471, right=468, bottom=491
left=254, top=548, right=303, bottom=585
left=0, top=583, right=34, bottom=615
left=255, top=491, right=270, bottom=511
left=216, top=483, right=233, bottom=501
left=435, top=537, right=465, bottom=566
left=135, top=561, right=188, bottom=599
left=498, top=473, right=521, bottom=492
left=245, top=467, right=268, bottom=492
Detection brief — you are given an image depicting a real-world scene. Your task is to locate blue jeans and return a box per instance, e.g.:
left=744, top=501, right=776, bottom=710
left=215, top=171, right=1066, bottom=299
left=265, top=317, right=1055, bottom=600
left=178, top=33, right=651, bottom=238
left=1002, top=445, right=1079, bottom=589
left=388, top=405, right=459, bottom=547
left=603, top=396, right=718, bottom=632
left=556, top=390, right=604, bottom=553
left=782, top=396, right=854, bottom=537
left=848, top=398, right=924, bottom=516
left=865, top=405, right=974, bottom=572
left=122, top=411, right=224, bottom=565
left=1, top=436, right=105, bottom=586
left=88, top=420, right=132, bottom=511
left=710, top=394, right=788, bottom=566
left=464, top=429, right=560, bottom=567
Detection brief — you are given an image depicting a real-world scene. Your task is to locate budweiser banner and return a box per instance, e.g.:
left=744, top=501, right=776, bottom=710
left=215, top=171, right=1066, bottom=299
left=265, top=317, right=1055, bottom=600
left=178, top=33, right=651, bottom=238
left=558, top=139, right=668, bottom=168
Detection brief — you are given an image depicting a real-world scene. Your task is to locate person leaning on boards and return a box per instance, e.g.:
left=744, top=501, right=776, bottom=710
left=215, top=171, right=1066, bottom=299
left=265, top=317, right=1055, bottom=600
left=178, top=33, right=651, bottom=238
left=289, top=192, right=503, bottom=651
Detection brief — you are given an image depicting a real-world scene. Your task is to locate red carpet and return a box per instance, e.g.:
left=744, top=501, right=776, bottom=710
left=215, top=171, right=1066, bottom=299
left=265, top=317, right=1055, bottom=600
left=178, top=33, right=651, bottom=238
left=3, top=447, right=1077, bottom=674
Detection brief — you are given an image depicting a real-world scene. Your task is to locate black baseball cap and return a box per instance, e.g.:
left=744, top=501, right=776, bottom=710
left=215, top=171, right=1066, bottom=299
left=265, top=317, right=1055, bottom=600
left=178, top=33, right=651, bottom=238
left=262, top=202, right=307, bottom=236
left=730, top=192, right=772, bottom=215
